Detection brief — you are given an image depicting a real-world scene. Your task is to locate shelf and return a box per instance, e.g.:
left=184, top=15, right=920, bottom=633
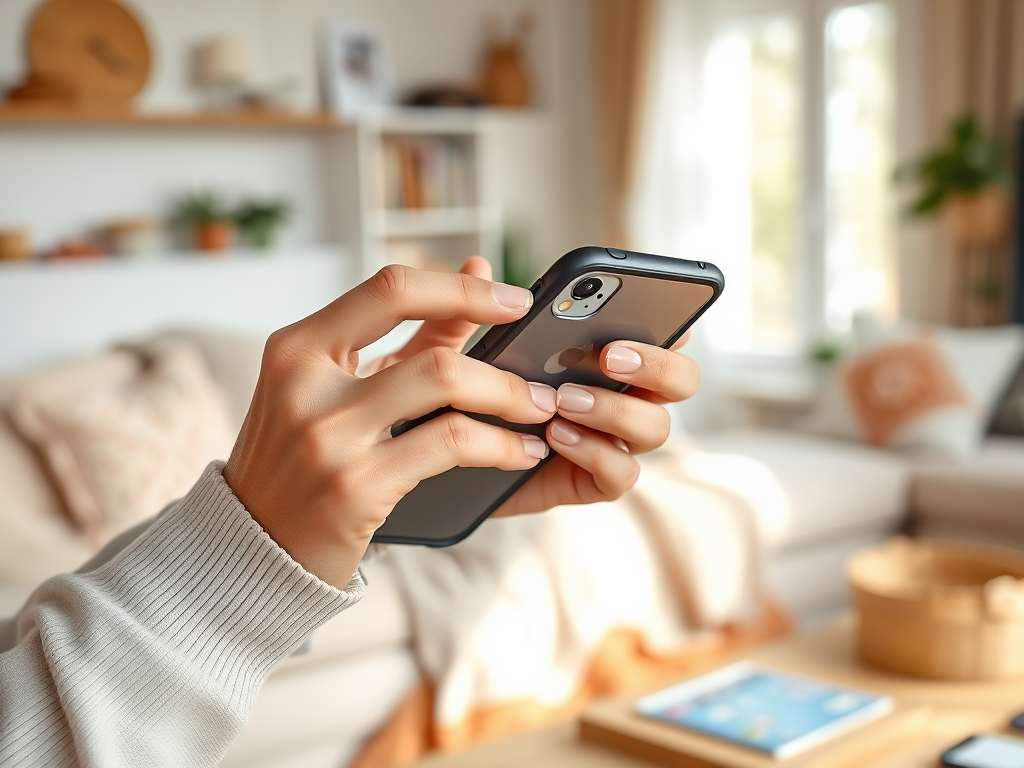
left=0, top=105, right=342, bottom=131
left=0, top=244, right=346, bottom=270
left=369, top=207, right=485, bottom=238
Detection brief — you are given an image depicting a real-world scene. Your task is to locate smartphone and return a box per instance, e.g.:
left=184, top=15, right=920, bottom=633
left=371, top=246, right=724, bottom=546
left=941, top=735, right=1024, bottom=768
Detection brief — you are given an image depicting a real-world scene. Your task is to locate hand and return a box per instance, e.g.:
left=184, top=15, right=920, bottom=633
left=223, top=263, right=551, bottom=588
left=493, top=330, right=698, bottom=518
left=366, top=257, right=700, bottom=520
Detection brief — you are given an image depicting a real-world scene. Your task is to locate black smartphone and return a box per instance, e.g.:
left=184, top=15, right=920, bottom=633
left=941, top=735, right=1024, bottom=767
left=371, top=246, right=724, bottom=547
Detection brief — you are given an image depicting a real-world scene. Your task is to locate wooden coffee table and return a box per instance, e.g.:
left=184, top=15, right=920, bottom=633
left=411, top=614, right=1024, bottom=767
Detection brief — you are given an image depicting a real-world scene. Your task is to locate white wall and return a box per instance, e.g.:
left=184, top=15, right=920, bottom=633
left=0, top=0, right=603, bottom=257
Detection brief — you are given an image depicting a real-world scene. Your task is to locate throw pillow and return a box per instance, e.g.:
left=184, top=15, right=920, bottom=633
left=801, top=318, right=1024, bottom=458
left=10, top=343, right=236, bottom=544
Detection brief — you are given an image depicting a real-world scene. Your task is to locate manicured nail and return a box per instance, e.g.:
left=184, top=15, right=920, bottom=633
left=605, top=346, right=642, bottom=374
left=522, top=435, right=549, bottom=459
left=529, top=382, right=557, bottom=413
left=549, top=420, right=581, bottom=446
left=492, top=282, right=533, bottom=310
left=557, top=384, right=595, bottom=413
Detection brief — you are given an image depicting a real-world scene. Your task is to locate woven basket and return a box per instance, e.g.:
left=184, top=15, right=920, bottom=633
left=847, top=537, right=1024, bottom=680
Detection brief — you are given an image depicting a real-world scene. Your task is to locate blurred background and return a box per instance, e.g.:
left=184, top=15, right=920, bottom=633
left=2, top=2, right=1024, bottom=767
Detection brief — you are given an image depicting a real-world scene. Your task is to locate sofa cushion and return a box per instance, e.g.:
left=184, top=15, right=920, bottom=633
left=10, top=343, right=236, bottom=543
left=0, top=373, right=93, bottom=584
left=696, top=429, right=910, bottom=551
left=911, top=437, right=1024, bottom=533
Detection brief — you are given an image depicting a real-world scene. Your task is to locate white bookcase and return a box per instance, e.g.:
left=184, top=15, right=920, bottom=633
left=325, top=109, right=503, bottom=281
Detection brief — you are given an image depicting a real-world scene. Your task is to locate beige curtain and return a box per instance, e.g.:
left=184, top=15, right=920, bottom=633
left=915, top=0, right=1024, bottom=324
left=590, top=0, right=657, bottom=248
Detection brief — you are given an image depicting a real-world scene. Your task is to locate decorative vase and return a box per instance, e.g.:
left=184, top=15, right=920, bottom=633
left=480, top=13, right=533, bottom=108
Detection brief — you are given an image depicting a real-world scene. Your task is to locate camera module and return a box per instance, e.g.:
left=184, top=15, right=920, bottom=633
left=571, top=277, right=603, bottom=300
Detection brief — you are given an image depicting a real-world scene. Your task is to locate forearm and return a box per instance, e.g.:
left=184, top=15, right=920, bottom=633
left=0, top=462, right=364, bottom=768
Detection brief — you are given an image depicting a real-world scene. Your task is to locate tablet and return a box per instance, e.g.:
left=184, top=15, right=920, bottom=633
left=635, top=662, right=893, bottom=759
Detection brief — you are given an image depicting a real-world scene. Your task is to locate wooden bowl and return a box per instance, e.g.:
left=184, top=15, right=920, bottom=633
left=847, top=538, right=1024, bottom=680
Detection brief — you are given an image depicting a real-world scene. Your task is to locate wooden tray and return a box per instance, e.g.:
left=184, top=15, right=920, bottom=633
left=579, top=694, right=930, bottom=768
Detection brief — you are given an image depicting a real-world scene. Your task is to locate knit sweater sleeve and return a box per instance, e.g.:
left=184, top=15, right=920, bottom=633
left=0, top=461, right=365, bottom=768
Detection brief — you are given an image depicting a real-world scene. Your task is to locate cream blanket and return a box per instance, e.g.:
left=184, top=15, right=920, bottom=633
left=384, top=442, right=789, bottom=733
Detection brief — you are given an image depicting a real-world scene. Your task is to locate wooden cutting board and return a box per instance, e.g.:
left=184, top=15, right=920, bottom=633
left=26, top=0, right=150, bottom=104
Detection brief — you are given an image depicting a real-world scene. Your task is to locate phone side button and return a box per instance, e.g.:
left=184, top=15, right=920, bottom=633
left=607, top=248, right=628, bottom=260
left=697, top=262, right=706, bottom=269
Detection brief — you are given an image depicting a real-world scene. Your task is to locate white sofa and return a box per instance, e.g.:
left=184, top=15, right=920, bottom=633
left=2, top=330, right=1022, bottom=767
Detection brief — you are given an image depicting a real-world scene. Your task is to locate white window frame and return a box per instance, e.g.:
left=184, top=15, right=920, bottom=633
left=667, top=0, right=914, bottom=371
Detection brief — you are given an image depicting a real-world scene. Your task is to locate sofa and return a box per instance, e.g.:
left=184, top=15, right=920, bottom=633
left=1, top=328, right=1022, bottom=768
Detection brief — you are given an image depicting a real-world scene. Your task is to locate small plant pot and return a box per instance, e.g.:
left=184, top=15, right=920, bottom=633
left=942, top=188, right=1010, bottom=246
left=195, top=221, right=233, bottom=253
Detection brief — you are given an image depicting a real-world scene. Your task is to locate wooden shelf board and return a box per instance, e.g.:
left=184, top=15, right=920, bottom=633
left=0, top=105, right=342, bottom=130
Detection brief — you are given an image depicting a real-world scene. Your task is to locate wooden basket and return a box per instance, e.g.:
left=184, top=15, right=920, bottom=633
left=847, top=537, right=1024, bottom=680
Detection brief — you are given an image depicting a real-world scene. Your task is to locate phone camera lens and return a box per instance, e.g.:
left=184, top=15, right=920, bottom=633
left=571, top=277, right=603, bottom=300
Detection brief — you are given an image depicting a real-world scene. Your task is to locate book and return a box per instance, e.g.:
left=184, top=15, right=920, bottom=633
left=635, top=662, right=893, bottom=760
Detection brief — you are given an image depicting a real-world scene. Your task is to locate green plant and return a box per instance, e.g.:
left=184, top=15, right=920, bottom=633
left=809, top=336, right=845, bottom=365
left=171, top=191, right=233, bottom=227
left=894, top=113, right=1013, bottom=217
left=234, top=198, right=291, bottom=249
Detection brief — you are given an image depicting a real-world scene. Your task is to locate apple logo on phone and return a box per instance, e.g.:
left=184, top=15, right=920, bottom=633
left=544, top=342, right=594, bottom=374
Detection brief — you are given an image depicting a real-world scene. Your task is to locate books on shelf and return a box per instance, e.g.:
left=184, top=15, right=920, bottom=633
left=379, top=136, right=476, bottom=210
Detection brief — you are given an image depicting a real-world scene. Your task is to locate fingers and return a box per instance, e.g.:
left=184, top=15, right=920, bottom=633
left=553, top=383, right=670, bottom=454
left=376, top=411, right=548, bottom=496
left=354, top=346, right=556, bottom=433
left=304, top=264, right=532, bottom=371
left=600, top=341, right=700, bottom=404
left=380, top=257, right=495, bottom=366
left=545, top=419, right=640, bottom=500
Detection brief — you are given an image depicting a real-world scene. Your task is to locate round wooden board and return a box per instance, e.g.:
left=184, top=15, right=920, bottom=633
left=28, top=0, right=150, bottom=104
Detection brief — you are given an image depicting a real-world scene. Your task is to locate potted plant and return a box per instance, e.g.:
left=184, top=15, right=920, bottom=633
left=894, top=114, right=1014, bottom=245
left=234, top=198, right=291, bottom=249
left=172, top=191, right=234, bottom=253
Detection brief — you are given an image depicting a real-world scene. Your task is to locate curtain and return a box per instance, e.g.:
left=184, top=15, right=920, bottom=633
left=590, top=0, right=657, bottom=248
left=916, top=0, right=1024, bottom=324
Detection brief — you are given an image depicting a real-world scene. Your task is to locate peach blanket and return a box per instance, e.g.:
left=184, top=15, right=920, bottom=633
left=359, top=443, right=790, bottom=764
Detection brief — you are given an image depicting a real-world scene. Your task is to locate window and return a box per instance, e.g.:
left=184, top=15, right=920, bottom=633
left=668, top=0, right=898, bottom=357
left=824, top=4, right=897, bottom=333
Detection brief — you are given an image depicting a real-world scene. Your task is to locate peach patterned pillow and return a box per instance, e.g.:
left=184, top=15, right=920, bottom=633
left=801, top=319, right=1024, bottom=459
left=842, top=338, right=968, bottom=448
left=11, top=343, right=235, bottom=545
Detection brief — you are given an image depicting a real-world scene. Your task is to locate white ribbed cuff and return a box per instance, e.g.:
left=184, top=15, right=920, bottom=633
left=85, top=461, right=365, bottom=708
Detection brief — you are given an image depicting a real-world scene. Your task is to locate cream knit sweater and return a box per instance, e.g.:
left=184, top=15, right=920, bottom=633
left=0, top=461, right=366, bottom=767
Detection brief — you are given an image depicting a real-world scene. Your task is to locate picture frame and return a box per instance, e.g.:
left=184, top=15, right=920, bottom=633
left=319, top=23, right=393, bottom=117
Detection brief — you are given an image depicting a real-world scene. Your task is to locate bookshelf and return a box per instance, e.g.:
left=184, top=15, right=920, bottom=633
left=328, top=109, right=502, bottom=281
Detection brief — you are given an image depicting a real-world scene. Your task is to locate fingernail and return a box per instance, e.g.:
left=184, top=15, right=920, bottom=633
left=557, top=384, right=595, bottom=413
left=492, top=282, right=533, bottom=310
left=549, top=420, right=581, bottom=446
left=606, top=346, right=642, bottom=374
left=522, top=435, right=549, bottom=459
left=529, top=382, right=557, bottom=413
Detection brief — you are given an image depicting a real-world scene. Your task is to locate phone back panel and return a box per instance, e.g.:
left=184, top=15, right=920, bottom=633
left=372, top=247, right=721, bottom=546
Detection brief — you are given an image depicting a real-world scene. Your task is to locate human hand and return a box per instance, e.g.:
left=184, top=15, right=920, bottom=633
left=223, top=263, right=551, bottom=589
left=364, top=256, right=701, bottom=520
left=492, top=330, right=698, bottom=518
